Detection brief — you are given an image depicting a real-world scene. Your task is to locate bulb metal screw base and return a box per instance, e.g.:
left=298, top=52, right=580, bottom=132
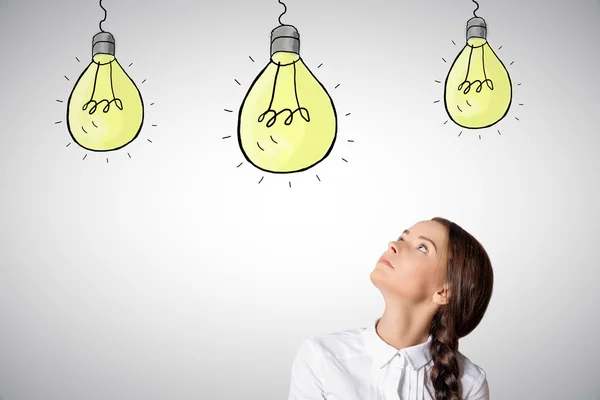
left=92, top=31, right=116, bottom=57
left=270, top=25, right=300, bottom=56
left=466, top=17, right=487, bottom=41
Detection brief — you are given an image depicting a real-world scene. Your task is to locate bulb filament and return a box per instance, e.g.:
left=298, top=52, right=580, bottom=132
left=258, top=60, right=310, bottom=127
left=82, top=60, right=123, bottom=114
left=457, top=45, right=494, bottom=94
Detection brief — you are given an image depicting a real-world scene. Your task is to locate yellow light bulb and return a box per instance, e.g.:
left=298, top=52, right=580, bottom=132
left=444, top=16, right=512, bottom=129
left=67, top=31, right=143, bottom=151
left=238, top=24, right=337, bottom=174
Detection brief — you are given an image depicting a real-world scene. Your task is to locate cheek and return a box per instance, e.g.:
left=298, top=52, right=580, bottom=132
left=400, top=268, right=430, bottom=289
left=391, top=261, right=436, bottom=299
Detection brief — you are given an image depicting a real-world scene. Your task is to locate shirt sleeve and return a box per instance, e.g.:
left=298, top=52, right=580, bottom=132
left=466, top=368, right=490, bottom=400
left=288, top=338, right=326, bottom=400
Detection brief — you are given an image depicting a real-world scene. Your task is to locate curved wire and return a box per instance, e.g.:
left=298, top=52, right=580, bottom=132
left=99, top=0, right=107, bottom=32
left=472, top=0, right=480, bottom=17
left=277, top=0, right=287, bottom=25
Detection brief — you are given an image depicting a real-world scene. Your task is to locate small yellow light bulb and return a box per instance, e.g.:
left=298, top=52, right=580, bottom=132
left=444, top=16, right=512, bottom=129
left=67, top=31, right=144, bottom=151
left=237, top=24, right=337, bottom=174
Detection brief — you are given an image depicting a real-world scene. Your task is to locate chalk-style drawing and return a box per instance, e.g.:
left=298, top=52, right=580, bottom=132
left=443, top=0, right=512, bottom=129
left=236, top=1, right=337, bottom=174
left=66, top=0, right=143, bottom=152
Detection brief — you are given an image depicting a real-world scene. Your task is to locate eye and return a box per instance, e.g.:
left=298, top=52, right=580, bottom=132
left=398, top=237, right=429, bottom=254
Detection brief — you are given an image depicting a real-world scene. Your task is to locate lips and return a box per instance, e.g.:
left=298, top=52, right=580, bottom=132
left=377, top=256, right=394, bottom=269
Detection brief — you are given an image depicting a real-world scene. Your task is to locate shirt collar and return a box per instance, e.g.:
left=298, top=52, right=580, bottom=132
left=364, top=318, right=432, bottom=371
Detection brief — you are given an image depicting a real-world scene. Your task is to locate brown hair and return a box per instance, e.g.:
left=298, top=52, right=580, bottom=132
left=428, top=217, right=494, bottom=400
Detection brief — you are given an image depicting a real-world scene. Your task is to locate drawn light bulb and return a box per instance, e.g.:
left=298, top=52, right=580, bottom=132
left=67, top=31, right=143, bottom=151
left=237, top=24, right=337, bottom=174
left=444, top=15, right=512, bottom=129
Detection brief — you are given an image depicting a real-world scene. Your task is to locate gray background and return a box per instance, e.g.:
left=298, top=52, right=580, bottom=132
left=1, top=0, right=599, bottom=399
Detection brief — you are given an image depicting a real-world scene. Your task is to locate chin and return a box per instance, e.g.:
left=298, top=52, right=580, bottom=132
left=369, top=270, right=382, bottom=288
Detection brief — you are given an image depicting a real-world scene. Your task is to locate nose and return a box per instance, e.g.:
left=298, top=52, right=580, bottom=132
left=388, top=241, right=399, bottom=254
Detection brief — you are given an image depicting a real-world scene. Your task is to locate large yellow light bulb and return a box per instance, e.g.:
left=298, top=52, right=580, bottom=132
left=444, top=17, right=512, bottom=129
left=237, top=24, right=337, bottom=174
left=67, top=31, right=143, bottom=151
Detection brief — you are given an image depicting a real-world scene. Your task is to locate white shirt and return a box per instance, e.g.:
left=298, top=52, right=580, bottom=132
left=288, top=319, right=489, bottom=400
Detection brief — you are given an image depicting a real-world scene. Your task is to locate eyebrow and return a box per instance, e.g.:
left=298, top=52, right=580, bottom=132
left=401, top=229, right=438, bottom=253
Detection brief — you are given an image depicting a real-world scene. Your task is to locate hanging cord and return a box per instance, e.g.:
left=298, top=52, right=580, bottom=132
left=99, top=0, right=107, bottom=32
left=472, top=0, right=480, bottom=17
left=277, top=0, right=287, bottom=25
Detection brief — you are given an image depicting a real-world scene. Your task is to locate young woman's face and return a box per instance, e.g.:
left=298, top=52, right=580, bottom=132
left=370, top=220, right=450, bottom=305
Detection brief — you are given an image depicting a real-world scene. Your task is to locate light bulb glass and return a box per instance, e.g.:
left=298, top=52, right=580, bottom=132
left=238, top=25, right=337, bottom=174
left=67, top=32, right=143, bottom=151
left=444, top=17, right=511, bottom=129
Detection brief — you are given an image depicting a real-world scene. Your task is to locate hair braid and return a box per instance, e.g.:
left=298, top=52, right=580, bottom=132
left=429, top=309, right=461, bottom=400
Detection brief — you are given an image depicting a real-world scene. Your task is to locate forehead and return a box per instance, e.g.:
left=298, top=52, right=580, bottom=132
left=407, top=220, right=447, bottom=242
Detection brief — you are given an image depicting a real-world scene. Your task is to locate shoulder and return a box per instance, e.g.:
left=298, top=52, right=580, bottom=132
left=298, top=326, right=367, bottom=360
left=455, top=351, right=489, bottom=398
left=456, top=351, right=486, bottom=382
left=290, top=328, right=368, bottom=396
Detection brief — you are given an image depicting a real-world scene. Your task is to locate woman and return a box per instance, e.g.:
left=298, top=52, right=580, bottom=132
left=288, top=217, right=493, bottom=400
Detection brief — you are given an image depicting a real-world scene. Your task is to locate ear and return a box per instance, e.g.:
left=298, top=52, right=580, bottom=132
left=432, top=283, right=451, bottom=305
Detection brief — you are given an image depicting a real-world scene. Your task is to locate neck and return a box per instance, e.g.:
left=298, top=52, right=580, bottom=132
left=376, top=300, right=433, bottom=350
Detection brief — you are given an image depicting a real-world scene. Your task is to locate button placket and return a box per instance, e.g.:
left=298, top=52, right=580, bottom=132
left=396, top=352, right=413, bottom=400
